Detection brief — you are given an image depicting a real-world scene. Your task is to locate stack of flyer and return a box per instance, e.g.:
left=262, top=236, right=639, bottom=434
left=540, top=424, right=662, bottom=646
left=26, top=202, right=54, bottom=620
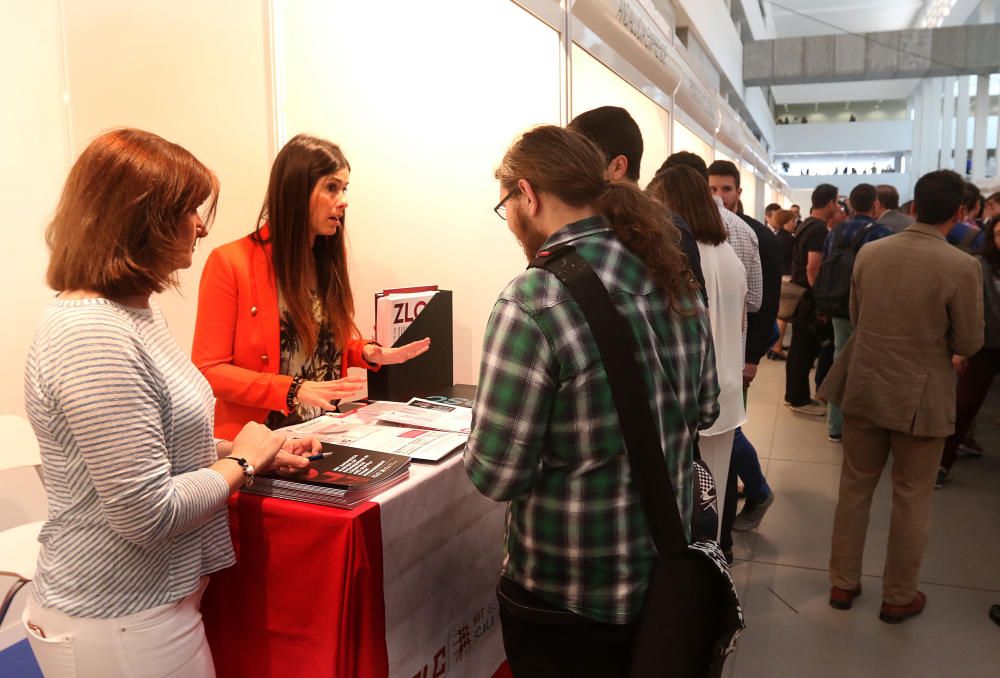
left=291, top=399, right=471, bottom=461
left=244, top=442, right=410, bottom=510
left=243, top=397, right=474, bottom=508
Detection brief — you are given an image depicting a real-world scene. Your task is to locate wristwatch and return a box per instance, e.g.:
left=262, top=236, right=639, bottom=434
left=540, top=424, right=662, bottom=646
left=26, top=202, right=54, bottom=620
left=223, top=456, right=255, bottom=487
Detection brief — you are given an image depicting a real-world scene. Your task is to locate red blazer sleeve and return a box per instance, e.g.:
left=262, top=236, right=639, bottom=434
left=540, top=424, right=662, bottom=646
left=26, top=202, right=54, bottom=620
left=342, top=338, right=381, bottom=373
left=193, top=245, right=292, bottom=414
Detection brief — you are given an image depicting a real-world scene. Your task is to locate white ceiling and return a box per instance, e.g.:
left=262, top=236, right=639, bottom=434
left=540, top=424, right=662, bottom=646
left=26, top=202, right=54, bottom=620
left=763, top=0, right=983, bottom=104
left=768, top=0, right=926, bottom=38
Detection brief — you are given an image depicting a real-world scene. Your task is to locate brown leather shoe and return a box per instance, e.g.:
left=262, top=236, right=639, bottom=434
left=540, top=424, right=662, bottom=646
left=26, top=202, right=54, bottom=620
left=879, top=591, right=927, bottom=624
left=829, top=585, right=862, bottom=610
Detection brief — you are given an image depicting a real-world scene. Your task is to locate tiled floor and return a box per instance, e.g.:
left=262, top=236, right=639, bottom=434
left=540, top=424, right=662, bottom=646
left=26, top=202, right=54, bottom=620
left=725, top=358, right=1000, bottom=678
left=3, top=358, right=997, bottom=678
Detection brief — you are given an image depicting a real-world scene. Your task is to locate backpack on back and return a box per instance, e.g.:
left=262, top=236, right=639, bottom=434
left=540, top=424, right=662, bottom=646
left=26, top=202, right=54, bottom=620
left=813, top=225, right=873, bottom=319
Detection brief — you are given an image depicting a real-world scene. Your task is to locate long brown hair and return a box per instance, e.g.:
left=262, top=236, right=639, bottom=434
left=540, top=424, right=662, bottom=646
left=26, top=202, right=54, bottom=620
left=47, top=128, right=218, bottom=297
left=256, top=134, right=359, bottom=353
left=647, top=166, right=727, bottom=246
left=496, top=125, right=696, bottom=311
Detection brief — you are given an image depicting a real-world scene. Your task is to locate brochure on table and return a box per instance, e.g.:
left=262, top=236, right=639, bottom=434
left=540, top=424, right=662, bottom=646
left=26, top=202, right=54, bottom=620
left=245, top=442, right=411, bottom=509
left=287, top=399, right=471, bottom=462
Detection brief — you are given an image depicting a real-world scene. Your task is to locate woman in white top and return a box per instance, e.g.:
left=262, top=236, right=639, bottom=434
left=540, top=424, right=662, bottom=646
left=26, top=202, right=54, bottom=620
left=648, top=165, right=748, bottom=539
left=22, top=128, right=314, bottom=678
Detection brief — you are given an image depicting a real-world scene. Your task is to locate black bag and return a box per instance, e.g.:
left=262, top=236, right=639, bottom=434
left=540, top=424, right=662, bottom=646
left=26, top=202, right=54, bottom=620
left=530, top=245, right=744, bottom=678
left=813, top=225, right=872, bottom=319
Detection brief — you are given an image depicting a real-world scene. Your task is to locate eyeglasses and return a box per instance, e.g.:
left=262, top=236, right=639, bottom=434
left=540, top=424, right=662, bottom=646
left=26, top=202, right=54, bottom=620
left=493, top=189, right=519, bottom=221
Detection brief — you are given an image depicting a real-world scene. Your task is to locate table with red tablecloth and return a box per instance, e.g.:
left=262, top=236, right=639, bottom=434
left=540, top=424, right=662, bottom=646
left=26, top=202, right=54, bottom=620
left=201, top=451, right=508, bottom=678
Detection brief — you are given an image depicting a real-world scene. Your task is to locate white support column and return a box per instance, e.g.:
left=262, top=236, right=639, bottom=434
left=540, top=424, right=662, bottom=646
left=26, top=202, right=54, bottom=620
left=941, top=76, right=957, bottom=170
left=956, top=76, right=972, bottom=176
left=973, top=75, right=990, bottom=180
left=927, top=78, right=944, bottom=171
left=921, top=79, right=937, bottom=176
left=994, top=76, right=1000, bottom=178
left=910, top=91, right=922, bottom=194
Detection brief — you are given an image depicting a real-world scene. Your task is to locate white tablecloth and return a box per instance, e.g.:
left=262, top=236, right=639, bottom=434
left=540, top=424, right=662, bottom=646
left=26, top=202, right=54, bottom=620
left=376, top=453, right=507, bottom=678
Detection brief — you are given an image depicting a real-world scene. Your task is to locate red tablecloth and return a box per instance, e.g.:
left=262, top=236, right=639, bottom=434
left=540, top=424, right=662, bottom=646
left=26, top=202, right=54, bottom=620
left=202, top=492, right=388, bottom=678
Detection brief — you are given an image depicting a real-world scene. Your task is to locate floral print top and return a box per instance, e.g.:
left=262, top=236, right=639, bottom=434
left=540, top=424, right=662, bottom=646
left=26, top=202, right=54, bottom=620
left=264, top=290, right=342, bottom=429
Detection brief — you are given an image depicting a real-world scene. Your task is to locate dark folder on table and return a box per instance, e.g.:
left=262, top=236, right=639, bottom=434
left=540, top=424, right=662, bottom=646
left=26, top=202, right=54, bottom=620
left=367, top=290, right=453, bottom=402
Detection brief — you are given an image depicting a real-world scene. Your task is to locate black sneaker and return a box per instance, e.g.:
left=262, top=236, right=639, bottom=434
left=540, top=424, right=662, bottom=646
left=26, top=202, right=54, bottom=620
left=934, top=467, right=949, bottom=489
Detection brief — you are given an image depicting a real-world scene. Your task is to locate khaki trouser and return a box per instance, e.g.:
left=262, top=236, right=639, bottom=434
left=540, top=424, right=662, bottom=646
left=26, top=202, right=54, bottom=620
left=829, top=415, right=943, bottom=606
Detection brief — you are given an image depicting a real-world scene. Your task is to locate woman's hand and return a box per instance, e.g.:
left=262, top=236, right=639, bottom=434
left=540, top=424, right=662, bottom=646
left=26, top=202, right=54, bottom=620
left=274, top=436, right=321, bottom=475
left=231, top=422, right=287, bottom=470
left=362, top=338, right=431, bottom=366
left=282, top=436, right=322, bottom=457
left=296, top=375, right=367, bottom=410
left=271, top=450, right=312, bottom=475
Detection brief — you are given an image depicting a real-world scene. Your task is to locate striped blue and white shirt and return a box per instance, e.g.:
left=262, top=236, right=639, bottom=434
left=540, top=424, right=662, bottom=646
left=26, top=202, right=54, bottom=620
left=24, top=298, right=234, bottom=619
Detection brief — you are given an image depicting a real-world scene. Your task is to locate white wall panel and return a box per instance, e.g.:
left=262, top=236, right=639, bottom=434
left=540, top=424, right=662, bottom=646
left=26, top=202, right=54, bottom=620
left=673, top=0, right=744, bottom=88
left=60, top=0, right=275, bottom=354
left=0, top=0, right=69, bottom=417
left=674, top=120, right=714, bottom=164
left=0, top=0, right=66, bottom=638
left=739, top=164, right=758, bottom=219
left=278, top=0, right=561, bottom=386
left=571, top=44, right=670, bottom=188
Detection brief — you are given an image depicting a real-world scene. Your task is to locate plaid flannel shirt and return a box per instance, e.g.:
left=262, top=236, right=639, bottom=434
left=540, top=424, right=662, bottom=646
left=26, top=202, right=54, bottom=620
left=465, top=217, right=720, bottom=624
left=715, top=197, right=763, bottom=313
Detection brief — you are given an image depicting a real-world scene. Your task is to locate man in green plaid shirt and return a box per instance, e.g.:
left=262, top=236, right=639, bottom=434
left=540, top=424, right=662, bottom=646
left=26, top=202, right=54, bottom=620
left=465, top=124, right=719, bottom=677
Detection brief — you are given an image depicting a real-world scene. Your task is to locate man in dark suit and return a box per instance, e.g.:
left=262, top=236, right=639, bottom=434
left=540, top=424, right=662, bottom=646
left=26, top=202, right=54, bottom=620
left=874, top=184, right=915, bottom=234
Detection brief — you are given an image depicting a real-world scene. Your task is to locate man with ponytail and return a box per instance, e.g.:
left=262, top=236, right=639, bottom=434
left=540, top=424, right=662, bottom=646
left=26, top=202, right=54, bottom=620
left=465, top=125, right=720, bottom=677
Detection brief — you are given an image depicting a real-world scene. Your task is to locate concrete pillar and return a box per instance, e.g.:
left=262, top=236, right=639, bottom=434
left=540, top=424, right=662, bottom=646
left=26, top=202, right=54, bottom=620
left=908, top=89, right=924, bottom=188
left=973, top=75, right=990, bottom=180
left=919, top=80, right=937, bottom=176
left=941, top=76, right=957, bottom=170
left=994, top=78, right=1000, bottom=178
left=972, top=0, right=1000, bottom=179
left=956, top=76, right=972, bottom=176
left=926, top=79, right=944, bottom=172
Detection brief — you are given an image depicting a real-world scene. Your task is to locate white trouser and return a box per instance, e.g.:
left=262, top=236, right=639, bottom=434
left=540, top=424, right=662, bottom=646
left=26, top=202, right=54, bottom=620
left=699, top=430, right=736, bottom=542
left=22, top=577, right=214, bottom=678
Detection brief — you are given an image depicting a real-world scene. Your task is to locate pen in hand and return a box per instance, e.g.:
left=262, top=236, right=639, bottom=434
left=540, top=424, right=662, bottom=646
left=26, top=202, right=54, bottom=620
left=306, top=451, right=334, bottom=462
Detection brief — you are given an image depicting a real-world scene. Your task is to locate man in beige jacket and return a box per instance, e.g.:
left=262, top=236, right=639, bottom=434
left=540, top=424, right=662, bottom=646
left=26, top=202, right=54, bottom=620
left=819, top=170, right=984, bottom=624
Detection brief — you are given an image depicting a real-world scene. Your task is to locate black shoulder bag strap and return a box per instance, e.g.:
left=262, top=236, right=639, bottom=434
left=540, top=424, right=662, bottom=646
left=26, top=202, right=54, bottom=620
left=529, top=244, right=688, bottom=555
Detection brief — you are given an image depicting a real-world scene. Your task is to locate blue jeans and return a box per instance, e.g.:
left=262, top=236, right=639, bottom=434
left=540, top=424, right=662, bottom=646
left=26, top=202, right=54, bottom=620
left=828, top=317, right=853, bottom=437
left=732, top=427, right=770, bottom=504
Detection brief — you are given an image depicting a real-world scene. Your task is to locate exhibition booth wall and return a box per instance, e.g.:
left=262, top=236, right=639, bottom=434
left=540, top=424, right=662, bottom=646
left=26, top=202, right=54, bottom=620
left=1, top=0, right=785, bottom=418
left=0, top=4, right=786, bottom=645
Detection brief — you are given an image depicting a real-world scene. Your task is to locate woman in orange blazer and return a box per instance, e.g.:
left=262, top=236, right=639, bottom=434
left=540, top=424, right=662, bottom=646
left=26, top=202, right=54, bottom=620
left=194, top=135, right=429, bottom=439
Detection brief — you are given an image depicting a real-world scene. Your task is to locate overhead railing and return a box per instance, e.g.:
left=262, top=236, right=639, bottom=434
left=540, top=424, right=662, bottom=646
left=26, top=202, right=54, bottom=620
left=744, top=23, right=1000, bottom=86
